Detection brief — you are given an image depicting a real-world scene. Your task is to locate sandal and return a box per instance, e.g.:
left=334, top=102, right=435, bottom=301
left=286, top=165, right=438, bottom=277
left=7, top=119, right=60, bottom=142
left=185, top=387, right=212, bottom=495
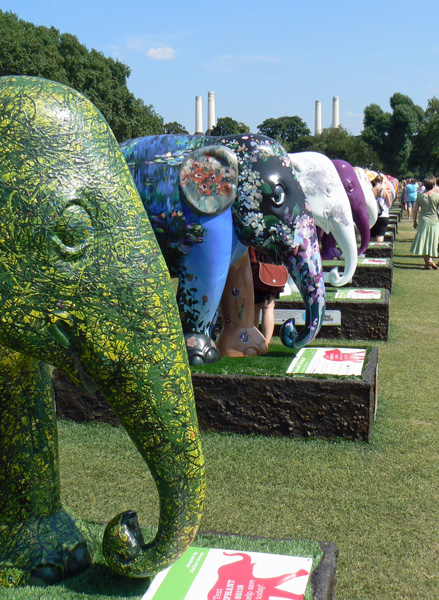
left=429, top=260, right=438, bottom=270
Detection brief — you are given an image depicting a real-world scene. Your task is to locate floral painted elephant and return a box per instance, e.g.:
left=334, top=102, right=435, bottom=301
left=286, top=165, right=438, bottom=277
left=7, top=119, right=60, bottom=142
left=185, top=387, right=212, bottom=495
left=0, top=77, right=205, bottom=586
left=120, top=134, right=326, bottom=364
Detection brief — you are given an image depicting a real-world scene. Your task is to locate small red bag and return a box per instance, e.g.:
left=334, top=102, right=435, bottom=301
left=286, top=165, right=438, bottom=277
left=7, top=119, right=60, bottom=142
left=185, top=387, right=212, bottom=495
left=255, top=262, right=288, bottom=293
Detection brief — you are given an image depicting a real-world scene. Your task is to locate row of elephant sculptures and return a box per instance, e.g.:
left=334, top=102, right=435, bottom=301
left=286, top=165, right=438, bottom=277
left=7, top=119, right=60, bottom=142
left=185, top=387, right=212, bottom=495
left=0, top=75, right=397, bottom=588
left=118, top=132, right=398, bottom=364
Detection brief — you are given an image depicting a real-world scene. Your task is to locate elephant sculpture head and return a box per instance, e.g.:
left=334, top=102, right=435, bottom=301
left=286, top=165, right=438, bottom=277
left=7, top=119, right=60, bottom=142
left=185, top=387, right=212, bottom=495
left=0, top=76, right=205, bottom=586
left=353, top=166, right=378, bottom=232
left=333, top=159, right=370, bottom=255
left=121, top=134, right=326, bottom=362
left=288, top=151, right=358, bottom=286
left=179, top=136, right=326, bottom=350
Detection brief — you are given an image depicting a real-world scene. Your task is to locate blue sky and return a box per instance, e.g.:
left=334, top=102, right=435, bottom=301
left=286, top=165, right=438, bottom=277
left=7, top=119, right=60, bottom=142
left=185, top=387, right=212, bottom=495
left=3, top=0, right=439, bottom=137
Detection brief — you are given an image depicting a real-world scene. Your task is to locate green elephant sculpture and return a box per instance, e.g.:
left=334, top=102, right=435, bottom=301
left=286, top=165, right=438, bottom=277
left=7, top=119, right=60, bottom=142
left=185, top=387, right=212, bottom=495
left=0, top=76, right=205, bottom=587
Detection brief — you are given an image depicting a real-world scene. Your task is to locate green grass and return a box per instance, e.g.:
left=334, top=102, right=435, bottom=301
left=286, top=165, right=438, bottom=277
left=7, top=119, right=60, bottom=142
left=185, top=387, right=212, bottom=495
left=4, top=218, right=439, bottom=599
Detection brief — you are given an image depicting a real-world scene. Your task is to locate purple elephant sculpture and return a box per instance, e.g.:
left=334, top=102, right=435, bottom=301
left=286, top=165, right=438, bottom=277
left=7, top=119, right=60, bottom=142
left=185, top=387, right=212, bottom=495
left=332, top=159, right=370, bottom=255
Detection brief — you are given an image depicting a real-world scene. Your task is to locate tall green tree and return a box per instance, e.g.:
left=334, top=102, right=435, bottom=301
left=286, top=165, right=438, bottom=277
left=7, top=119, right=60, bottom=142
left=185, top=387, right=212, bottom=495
left=307, top=127, right=383, bottom=170
left=0, top=10, right=164, bottom=141
left=164, top=121, right=189, bottom=134
left=362, top=93, right=424, bottom=176
left=257, top=116, right=311, bottom=152
left=211, top=117, right=250, bottom=136
left=410, top=97, right=439, bottom=177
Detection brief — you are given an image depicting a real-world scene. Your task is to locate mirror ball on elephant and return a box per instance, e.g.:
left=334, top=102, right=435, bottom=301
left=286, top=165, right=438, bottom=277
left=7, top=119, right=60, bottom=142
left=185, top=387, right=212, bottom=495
left=120, top=134, right=326, bottom=364
left=0, top=76, right=205, bottom=586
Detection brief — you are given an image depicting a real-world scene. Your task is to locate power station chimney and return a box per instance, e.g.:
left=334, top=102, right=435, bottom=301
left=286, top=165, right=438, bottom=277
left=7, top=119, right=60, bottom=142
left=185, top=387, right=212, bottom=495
left=332, top=96, right=340, bottom=128
left=207, top=91, right=216, bottom=132
left=195, top=96, right=203, bottom=134
left=315, top=100, right=322, bottom=135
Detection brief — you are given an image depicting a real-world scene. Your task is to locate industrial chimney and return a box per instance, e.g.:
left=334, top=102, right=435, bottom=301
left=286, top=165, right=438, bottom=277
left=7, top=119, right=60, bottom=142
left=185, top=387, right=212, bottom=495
left=195, top=96, right=203, bottom=135
left=315, top=100, right=322, bottom=135
left=207, top=91, right=216, bottom=133
left=332, top=96, right=340, bottom=128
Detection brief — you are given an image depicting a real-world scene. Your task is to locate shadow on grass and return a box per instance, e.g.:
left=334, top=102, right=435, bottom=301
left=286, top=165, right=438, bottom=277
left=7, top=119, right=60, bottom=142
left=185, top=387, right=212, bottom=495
left=63, top=563, right=151, bottom=597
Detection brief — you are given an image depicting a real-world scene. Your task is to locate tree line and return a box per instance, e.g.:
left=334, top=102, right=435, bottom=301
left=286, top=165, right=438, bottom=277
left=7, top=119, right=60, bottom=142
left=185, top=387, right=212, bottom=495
left=1, top=10, right=438, bottom=179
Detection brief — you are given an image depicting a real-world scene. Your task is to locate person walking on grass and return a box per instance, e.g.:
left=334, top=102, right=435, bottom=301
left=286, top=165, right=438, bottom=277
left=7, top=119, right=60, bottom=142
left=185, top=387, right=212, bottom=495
left=403, top=179, right=419, bottom=220
left=410, top=175, right=439, bottom=269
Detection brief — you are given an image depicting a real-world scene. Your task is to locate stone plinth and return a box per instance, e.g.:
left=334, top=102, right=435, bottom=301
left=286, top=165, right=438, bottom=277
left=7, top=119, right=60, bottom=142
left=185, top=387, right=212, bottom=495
left=192, top=347, right=378, bottom=442
left=276, top=288, right=389, bottom=340
left=364, top=242, right=393, bottom=259
left=323, top=258, right=393, bottom=291
left=54, top=347, right=378, bottom=442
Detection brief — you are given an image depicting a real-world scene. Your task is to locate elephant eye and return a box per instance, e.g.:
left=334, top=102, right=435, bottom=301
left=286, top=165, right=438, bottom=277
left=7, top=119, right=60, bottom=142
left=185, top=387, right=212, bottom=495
left=271, top=184, right=285, bottom=207
left=53, top=203, right=94, bottom=259
left=325, top=182, right=334, bottom=197
left=346, top=180, right=355, bottom=193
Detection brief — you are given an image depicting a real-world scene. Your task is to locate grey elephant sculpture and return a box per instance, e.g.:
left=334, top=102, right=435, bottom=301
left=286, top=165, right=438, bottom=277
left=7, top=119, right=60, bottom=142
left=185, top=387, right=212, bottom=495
left=0, top=76, right=205, bottom=586
left=120, top=134, right=326, bottom=364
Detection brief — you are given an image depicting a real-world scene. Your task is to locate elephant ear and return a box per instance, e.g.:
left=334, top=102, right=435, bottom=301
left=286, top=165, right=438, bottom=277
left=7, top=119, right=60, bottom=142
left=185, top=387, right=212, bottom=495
left=179, top=145, right=238, bottom=216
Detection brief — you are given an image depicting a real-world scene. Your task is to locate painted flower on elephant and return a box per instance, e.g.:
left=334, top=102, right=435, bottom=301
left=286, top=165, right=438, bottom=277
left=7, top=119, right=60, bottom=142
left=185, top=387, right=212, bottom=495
left=179, top=155, right=237, bottom=203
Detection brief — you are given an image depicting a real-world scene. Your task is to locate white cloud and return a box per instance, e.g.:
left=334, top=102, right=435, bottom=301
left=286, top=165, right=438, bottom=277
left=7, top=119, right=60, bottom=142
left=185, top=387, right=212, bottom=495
left=125, top=38, right=176, bottom=60
left=147, top=46, right=176, bottom=60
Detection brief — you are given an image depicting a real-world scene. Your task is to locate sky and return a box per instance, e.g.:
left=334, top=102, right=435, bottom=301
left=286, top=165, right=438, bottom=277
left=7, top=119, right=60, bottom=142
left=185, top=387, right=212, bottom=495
left=3, top=0, right=439, bottom=137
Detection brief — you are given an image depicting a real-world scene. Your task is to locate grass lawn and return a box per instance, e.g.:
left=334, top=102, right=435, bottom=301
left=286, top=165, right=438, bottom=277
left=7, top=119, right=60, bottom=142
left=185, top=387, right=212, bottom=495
left=4, top=217, right=439, bottom=599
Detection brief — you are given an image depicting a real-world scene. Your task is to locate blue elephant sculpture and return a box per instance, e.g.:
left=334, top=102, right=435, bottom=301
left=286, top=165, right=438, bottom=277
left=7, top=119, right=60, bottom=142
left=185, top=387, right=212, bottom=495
left=121, top=134, right=326, bottom=364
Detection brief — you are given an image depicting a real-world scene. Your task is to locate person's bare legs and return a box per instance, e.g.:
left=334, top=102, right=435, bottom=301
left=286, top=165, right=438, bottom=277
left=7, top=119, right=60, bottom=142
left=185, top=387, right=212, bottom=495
left=259, top=294, right=276, bottom=344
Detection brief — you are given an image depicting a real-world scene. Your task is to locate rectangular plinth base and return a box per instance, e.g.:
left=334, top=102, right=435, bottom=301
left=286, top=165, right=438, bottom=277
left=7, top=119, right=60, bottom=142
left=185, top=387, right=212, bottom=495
left=55, top=347, right=378, bottom=442
left=323, top=258, right=393, bottom=291
left=364, top=242, right=393, bottom=259
left=276, top=288, right=389, bottom=340
left=193, top=347, right=378, bottom=442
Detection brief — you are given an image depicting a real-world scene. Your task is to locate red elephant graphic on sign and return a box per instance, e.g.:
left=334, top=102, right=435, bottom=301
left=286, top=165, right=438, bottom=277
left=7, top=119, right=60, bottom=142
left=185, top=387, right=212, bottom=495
left=208, top=552, right=309, bottom=600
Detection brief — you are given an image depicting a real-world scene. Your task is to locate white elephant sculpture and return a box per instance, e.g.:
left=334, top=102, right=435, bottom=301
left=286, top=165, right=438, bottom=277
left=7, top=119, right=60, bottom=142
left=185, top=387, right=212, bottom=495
left=288, top=151, right=358, bottom=286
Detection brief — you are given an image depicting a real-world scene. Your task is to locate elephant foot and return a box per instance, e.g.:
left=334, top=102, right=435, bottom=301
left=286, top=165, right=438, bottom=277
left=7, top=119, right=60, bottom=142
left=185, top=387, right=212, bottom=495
left=217, top=326, right=269, bottom=357
left=185, top=333, right=221, bottom=365
left=321, top=246, right=342, bottom=260
left=0, top=507, right=94, bottom=587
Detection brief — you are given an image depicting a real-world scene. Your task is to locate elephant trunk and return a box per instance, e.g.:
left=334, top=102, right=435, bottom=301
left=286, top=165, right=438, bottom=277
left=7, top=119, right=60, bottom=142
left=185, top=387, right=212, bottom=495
left=279, top=233, right=326, bottom=348
left=323, top=221, right=359, bottom=287
left=351, top=207, right=371, bottom=255
left=99, top=360, right=205, bottom=578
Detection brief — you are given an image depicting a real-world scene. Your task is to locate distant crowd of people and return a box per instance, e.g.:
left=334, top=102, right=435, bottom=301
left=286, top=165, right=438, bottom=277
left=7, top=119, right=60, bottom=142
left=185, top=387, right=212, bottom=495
left=402, top=177, right=439, bottom=269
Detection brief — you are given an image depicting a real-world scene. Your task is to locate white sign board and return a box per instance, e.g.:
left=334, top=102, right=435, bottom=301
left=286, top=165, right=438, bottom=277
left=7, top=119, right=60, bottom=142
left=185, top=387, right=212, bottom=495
left=274, top=309, right=341, bottom=326
left=287, top=347, right=366, bottom=376
left=334, top=288, right=381, bottom=300
left=142, top=547, right=313, bottom=600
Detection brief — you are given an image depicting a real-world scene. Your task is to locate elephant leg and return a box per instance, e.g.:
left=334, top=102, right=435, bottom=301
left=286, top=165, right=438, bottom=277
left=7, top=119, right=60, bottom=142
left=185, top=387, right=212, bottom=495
left=216, top=251, right=268, bottom=357
left=177, top=211, right=234, bottom=365
left=321, top=232, right=342, bottom=260
left=0, top=348, right=93, bottom=587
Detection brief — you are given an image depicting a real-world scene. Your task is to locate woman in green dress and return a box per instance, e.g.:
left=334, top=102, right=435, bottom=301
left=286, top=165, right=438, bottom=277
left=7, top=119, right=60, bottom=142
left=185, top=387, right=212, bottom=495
left=410, top=175, right=439, bottom=269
